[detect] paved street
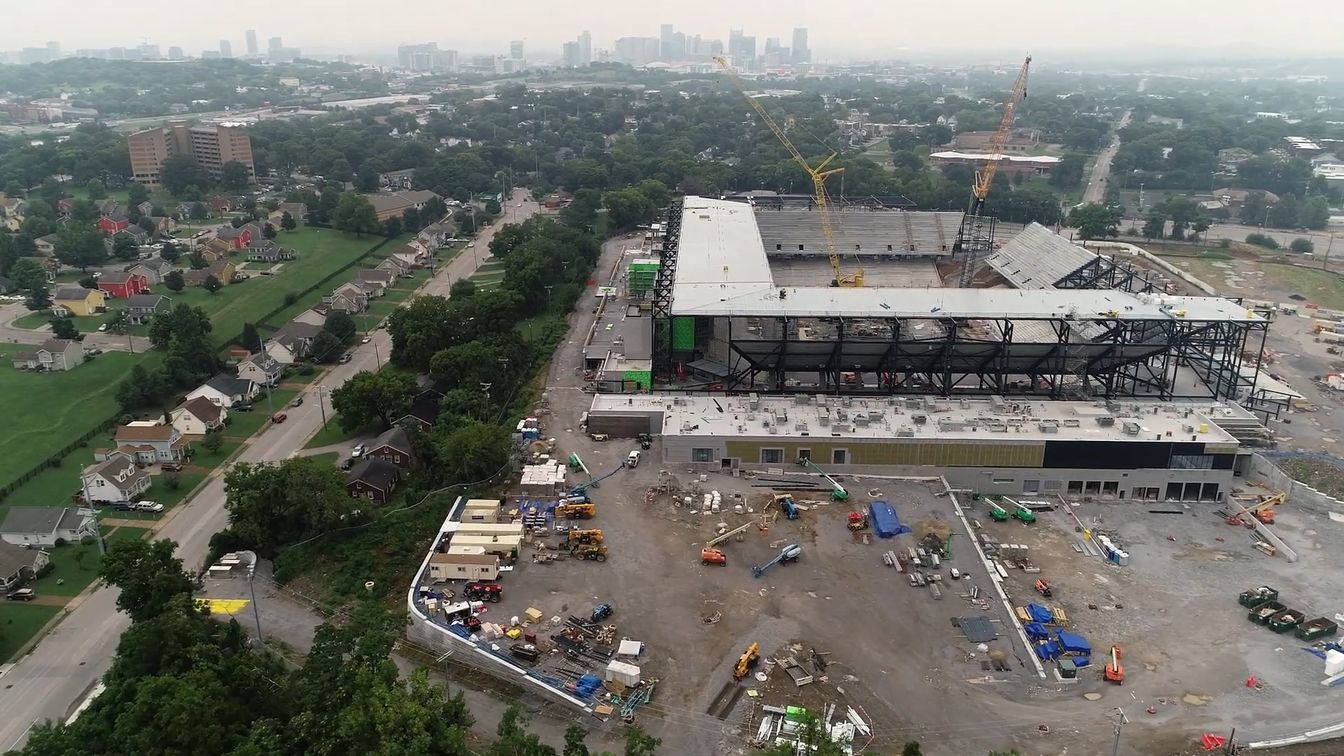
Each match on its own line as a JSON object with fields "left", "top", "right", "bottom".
{"left": 0, "top": 189, "right": 540, "bottom": 751}
{"left": 0, "top": 301, "right": 152, "bottom": 353}
{"left": 1081, "top": 109, "right": 1131, "bottom": 205}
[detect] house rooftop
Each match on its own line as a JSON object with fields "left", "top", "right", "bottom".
{"left": 179, "top": 395, "right": 223, "bottom": 423}
{"left": 115, "top": 423, "right": 177, "bottom": 442}
{"left": 347, "top": 458, "right": 400, "bottom": 490}
{"left": 1, "top": 507, "right": 65, "bottom": 535}
{"left": 52, "top": 285, "right": 94, "bottom": 300}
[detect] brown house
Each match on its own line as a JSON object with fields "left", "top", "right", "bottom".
{"left": 345, "top": 458, "right": 400, "bottom": 503}
{"left": 367, "top": 426, "right": 415, "bottom": 468}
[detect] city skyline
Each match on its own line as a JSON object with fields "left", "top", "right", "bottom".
{"left": 4, "top": 0, "right": 1340, "bottom": 61}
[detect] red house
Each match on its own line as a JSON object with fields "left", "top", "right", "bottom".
{"left": 215, "top": 225, "right": 252, "bottom": 249}
{"left": 97, "top": 272, "right": 150, "bottom": 299}
{"left": 95, "top": 216, "right": 130, "bottom": 235}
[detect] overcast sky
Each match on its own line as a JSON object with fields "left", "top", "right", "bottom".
{"left": 4, "top": 0, "right": 1338, "bottom": 61}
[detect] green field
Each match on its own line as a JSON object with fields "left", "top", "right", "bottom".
{"left": 303, "top": 417, "right": 359, "bottom": 449}
{"left": 0, "top": 603, "right": 62, "bottom": 662}
{"left": 0, "top": 345, "right": 156, "bottom": 507}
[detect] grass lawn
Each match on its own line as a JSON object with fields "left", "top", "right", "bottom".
{"left": 0, "top": 345, "right": 157, "bottom": 508}
{"left": 307, "top": 452, "right": 340, "bottom": 466}
{"left": 28, "top": 526, "right": 148, "bottom": 598}
{"left": 1263, "top": 264, "right": 1344, "bottom": 310}
{"left": 259, "top": 231, "right": 413, "bottom": 329}
{"left": 11, "top": 310, "right": 130, "bottom": 335}
{"left": 303, "top": 417, "right": 361, "bottom": 449}
{"left": 0, "top": 603, "right": 62, "bottom": 662}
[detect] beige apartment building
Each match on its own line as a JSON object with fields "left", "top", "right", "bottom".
{"left": 128, "top": 122, "right": 254, "bottom": 188}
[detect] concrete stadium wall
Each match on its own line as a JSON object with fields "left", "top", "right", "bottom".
{"left": 1248, "top": 452, "right": 1344, "bottom": 517}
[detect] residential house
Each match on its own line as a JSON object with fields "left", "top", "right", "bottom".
{"left": 201, "top": 237, "right": 234, "bottom": 261}
{"left": 208, "top": 196, "right": 234, "bottom": 214}
{"left": 151, "top": 216, "right": 176, "bottom": 234}
{"left": 244, "top": 240, "right": 296, "bottom": 263}
{"left": 113, "top": 421, "right": 188, "bottom": 463}
{"left": 125, "top": 294, "right": 171, "bottom": 325}
{"left": 178, "top": 201, "right": 206, "bottom": 219}
{"left": 136, "top": 200, "right": 155, "bottom": 216}
{"left": 378, "top": 168, "right": 417, "bottom": 190}
{"left": 292, "top": 305, "right": 329, "bottom": 327}
{"left": 345, "top": 458, "right": 400, "bottom": 503}
{"left": 0, "top": 540, "right": 50, "bottom": 593}
{"left": 363, "top": 190, "right": 442, "bottom": 222}
{"left": 215, "top": 224, "right": 253, "bottom": 249}
{"left": 97, "top": 271, "right": 150, "bottom": 299}
{"left": 95, "top": 215, "right": 131, "bottom": 235}
{"left": 171, "top": 395, "right": 227, "bottom": 436}
{"left": 187, "top": 374, "right": 259, "bottom": 407}
{"left": 126, "top": 257, "right": 175, "bottom": 284}
{"left": 237, "top": 351, "right": 284, "bottom": 386}
{"left": 184, "top": 260, "right": 235, "bottom": 287}
{"left": 273, "top": 202, "right": 308, "bottom": 224}
{"left": 1211, "top": 187, "right": 1281, "bottom": 209}
{"left": 366, "top": 426, "right": 415, "bottom": 468}
{"left": 266, "top": 320, "right": 324, "bottom": 364}
{"left": 11, "top": 338, "right": 86, "bottom": 372}
{"left": 0, "top": 196, "right": 28, "bottom": 231}
{"left": 55, "top": 197, "right": 75, "bottom": 216}
{"left": 34, "top": 234, "right": 59, "bottom": 256}
{"left": 118, "top": 226, "right": 151, "bottom": 245}
{"left": 325, "top": 282, "right": 370, "bottom": 313}
{"left": 80, "top": 452, "right": 151, "bottom": 503}
{"left": 0, "top": 508, "right": 96, "bottom": 548}
{"left": 417, "top": 222, "right": 455, "bottom": 249}
{"left": 377, "top": 255, "right": 413, "bottom": 278}
{"left": 398, "top": 389, "right": 443, "bottom": 431}
{"left": 1217, "top": 147, "right": 1255, "bottom": 170}
{"left": 51, "top": 285, "right": 106, "bottom": 316}
{"left": 353, "top": 268, "right": 395, "bottom": 297}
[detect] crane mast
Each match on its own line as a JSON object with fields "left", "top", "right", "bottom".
{"left": 715, "top": 57, "right": 862, "bottom": 287}
{"left": 955, "top": 56, "right": 1031, "bottom": 287}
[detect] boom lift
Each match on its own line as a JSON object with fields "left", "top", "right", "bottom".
{"left": 752, "top": 543, "right": 803, "bottom": 577}
{"left": 954, "top": 56, "right": 1032, "bottom": 287}
{"left": 796, "top": 457, "right": 850, "bottom": 501}
{"left": 1103, "top": 645, "right": 1125, "bottom": 684}
{"left": 716, "top": 56, "right": 862, "bottom": 287}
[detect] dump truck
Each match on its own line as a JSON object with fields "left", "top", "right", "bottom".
{"left": 1239, "top": 586, "right": 1280, "bottom": 608}
{"left": 1249, "top": 601, "right": 1287, "bottom": 625}
{"left": 1295, "top": 617, "right": 1339, "bottom": 642}
{"left": 1269, "top": 609, "right": 1306, "bottom": 634}
{"left": 554, "top": 502, "right": 596, "bottom": 520}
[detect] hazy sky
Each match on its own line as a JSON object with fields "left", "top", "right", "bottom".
{"left": 4, "top": 0, "right": 1338, "bottom": 60}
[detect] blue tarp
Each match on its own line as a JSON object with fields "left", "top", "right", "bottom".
{"left": 1056, "top": 630, "right": 1092, "bottom": 656}
{"left": 1026, "top": 603, "right": 1053, "bottom": 624}
{"left": 869, "top": 501, "right": 911, "bottom": 538}
{"left": 1034, "top": 641, "right": 1060, "bottom": 661}
{"left": 1072, "top": 655, "right": 1092, "bottom": 668}
{"left": 1024, "top": 622, "right": 1050, "bottom": 640}
{"left": 573, "top": 674, "right": 603, "bottom": 699}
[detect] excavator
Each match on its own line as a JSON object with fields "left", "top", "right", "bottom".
{"left": 1103, "top": 645, "right": 1125, "bottom": 685}
{"left": 734, "top": 642, "right": 761, "bottom": 680}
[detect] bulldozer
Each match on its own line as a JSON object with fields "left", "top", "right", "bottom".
{"left": 554, "top": 502, "right": 597, "bottom": 520}
{"left": 572, "top": 543, "right": 608, "bottom": 562}
{"left": 733, "top": 642, "right": 761, "bottom": 679}
{"left": 566, "top": 529, "right": 604, "bottom": 547}
{"left": 1103, "top": 645, "right": 1124, "bottom": 685}
{"left": 701, "top": 547, "right": 727, "bottom": 566}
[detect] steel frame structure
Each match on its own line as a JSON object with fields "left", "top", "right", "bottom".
{"left": 1053, "top": 254, "right": 1159, "bottom": 294}
{"left": 651, "top": 200, "right": 682, "bottom": 378}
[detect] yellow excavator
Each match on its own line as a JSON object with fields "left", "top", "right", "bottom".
{"left": 716, "top": 57, "right": 862, "bottom": 287}
{"left": 733, "top": 642, "right": 761, "bottom": 679}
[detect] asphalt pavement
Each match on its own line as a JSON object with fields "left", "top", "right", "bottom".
{"left": 0, "top": 301, "right": 152, "bottom": 353}
{"left": 0, "top": 189, "right": 541, "bottom": 750}
{"left": 1081, "top": 109, "right": 1131, "bottom": 205}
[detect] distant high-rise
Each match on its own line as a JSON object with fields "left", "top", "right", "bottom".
{"left": 614, "top": 37, "right": 660, "bottom": 67}
{"left": 792, "top": 28, "right": 810, "bottom": 64}
{"left": 129, "top": 123, "right": 254, "bottom": 189}
{"left": 219, "top": 40, "right": 232, "bottom": 58}
{"left": 46, "top": 41, "right": 60, "bottom": 59}
{"left": 268, "top": 37, "right": 282, "bottom": 52}
{"left": 139, "top": 44, "right": 161, "bottom": 60}
{"left": 728, "top": 29, "right": 756, "bottom": 67}
{"left": 168, "top": 46, "right": 184, "bottom": 60}
{"left": 562, "top": 41, "right": 579, "bottom": 68}
{"left": 246, "top": 30, "right": 258, "bottom": 56}
{"left": 509, "top": 40, "right": 524, "bottom": 60}
{"left": 578, "top": 30, "right": 592, "bottom": 66}
{"left": 398, "top": 43, "right": 456, "bottom": 72}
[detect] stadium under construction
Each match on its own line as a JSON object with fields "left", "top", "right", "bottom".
{"left": 580, "top": 196, "right": 1281, "bottom": 497}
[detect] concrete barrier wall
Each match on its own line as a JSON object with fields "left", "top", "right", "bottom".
{"left": 1247, "top": 452, "right": 1344, "bottom": 517}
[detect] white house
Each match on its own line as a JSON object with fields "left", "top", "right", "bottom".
{"left": 81, "top": 452, "right": 152, "bottom": 503}
{"left": 186, "top": 375, "right": 258, "bottom": 408}
{"left": 237, "top": 351, "right": 284, "bottom": 386}
{"left": 0, "top": 508, "right": 96, "bottom": 548}
{"left": 171, "top": 395, "right": 227, "bottom": 436}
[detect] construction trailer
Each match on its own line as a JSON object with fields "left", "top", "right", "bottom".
{"left": 454, "top": 522, "right": 525, "bottom": 538}
{"left": 449, "top": 534, "right": 522, "bottom": 562}
{"left": 428, "top": 551, "right": 501, "bottom": 582}
{"left": 461, "top": 498, "right": 501, "bottom": 523}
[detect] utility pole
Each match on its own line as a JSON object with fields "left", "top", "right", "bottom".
{"left": 1109, "top": 707, "right": 1129, "bottom": 756}
{"left": 315, "top": 384, "right": 328, "bottom": 427}
{"left": 255, "top": 332, "right": 273, "bottom": 415}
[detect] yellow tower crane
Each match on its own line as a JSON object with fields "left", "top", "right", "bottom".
{"left": 715, "top": 57, "right": 862, "bottom": 287}
{"left": 955, "top": 56, "right": 1032, "bottom": 287}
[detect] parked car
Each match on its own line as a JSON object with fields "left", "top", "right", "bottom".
{"left": 161, "top": 461, "right": 183, "bottom": 472}
{"left": 360, "top": 336, "right": 371, "bottom": 344}
{"left": 133, "top": 501, "right": 164, "bottom": 513}
{"left": 351, "top": 444, "right": 366, "bottom": 459}
{"left": 113, "top": 501, "right": 135, "bottom": 511}
{"left": 97, "top": 323, "right": 108, "bottom": 332}
{"left": 338, "top": 354, "right": 352, "bottom": 364}
{"left": 6, "top": 588, "right": 36, "bottom": 602}
{"left": 289, "top": 396, "right": 303, "bottom": 407}
{"left": 271, "top": 412, "right": 287, "bottom": 423}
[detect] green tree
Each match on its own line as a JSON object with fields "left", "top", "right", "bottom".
{"left": 902, "top": 743, "right": 923, "bottom": 756}
{"left": 1065, "top": 203, "right": 1121, "bottom": 240}
{"left": 159, "top": 154, "right": 207, "bottom": 195}
{"left": 449, "top": 278, "right": 477, "bottom": 299}
{"left": 54, "top": 226, "right": 107, "bottom": 270}
{"left": 324, "top": 311, "right": 357, "bottom": 341}
{"left": 262, "top": 223, "right": 277, "bottom": 239}
{"left": 489, "top": 705, "right": 554, "bottom": 756}
{"left": 562, "top": 725, "right": 590, "bottom": 756}
{"left": 49, "top": 316, "right": 78, "bottom": 340}
{"left": 484, "top": 198, "right": 502, "bottom": 216}
{"left": 99, "top": 538, "right": 196, "bottom": 622}
{"left": 201, "top": 430, "right": 224, "bottom": 453}
{"left": 602, "top": 187, "right": 655, "bottom": 229}
{"left": 8, "top": 258, "right": 47, "bottom": 291}
{"left": 280, "top": 210, "right": 297, "bottom": 231}
{"left": 402, "top": 206, "right": 420, "bottom": 231}
{"left": 432, "top": 421, "right": 511, "bottom": 481}
{"left": 1289, "top": 237, "right": 1315, "bottom": 254}
{"left": 331, "top": 193, "right": 380, "bottom": 237}
{"left": 164, "top": 270, "right": 185, "bottom": 292}
{"left": 224, "top": 458, "right": 356, "bottom": 551}
{"left": 148, "top": 304, "right": 216, "bottom": 385}
{"left": 220, "top": 161, "right": 251, "bottom": 191}
{"left": 1142, "top": 211, "right": 1166, "bottom": 240}
{"left": 383, "top": 216, "right": 403, "bottom": 237}
{"left": 189, "top": 202, "right": 209, "bottom": 221}
{"left": 331, "top": 370, "right": 416, "bottom": 430}
{"left": 24, "top": 283, "right": 50, "bottom": 312}
{"left": 203, "top": 274, "right": 222, "bottom": 294}
{"left": 1048, "top": 153, "right": 1087, "bottom": 189}
{"left": 85, "top": 178, "right": 107, "bottom": 201}
{"left": 127, "top": 182, "right": 150, "bottom": 206}
{"left": 308, "top": 330, "right": 343, "bottom": 362}
{"left": 1300, "top": 196, "right": 1330, "bottom": 230}
{"left": 623, "top": 726, "right": 660, "bottom": 756}
{"left": 137, "top": 215, "right": 157, "bottom": 237}
{"left": 1245, "top": 233, "right": 1279, "bottom": 249}
{"left": 112, "top": 231, "right": 140, "bottom": 261}
{"left": 1269, "top": 194, "right": 1299, "bottom": 228}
